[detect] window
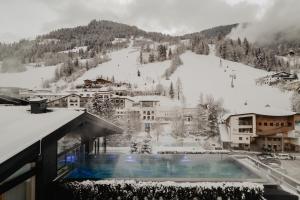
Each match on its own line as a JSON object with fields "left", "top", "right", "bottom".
{"left": 152, "top": 116, "right": 154, "bottom": 120}
{"left": 143, "top": 116, "right": 146, "bottom": 120}
{"left": 288, "top": 122, "right": 292, "bottom": 127}
{"left": 238, "top": 116, "right": 253, "bottom": 125}
{"left": 246, "top": 137, "right": 249, "bottom": 140}
{"left": 264, "top": 122, "right": 268, "bottom": 126}
{"left": 270, "top": 123, "right": 274, "bottom": 126}
{"left": 147, "top": 111, "right": 150, "bottom": 115}
{"left": 142, "top": 102, "right": 154, "bottom": 107}
{"left": 281, "top": 122, "right": 284, "bottom": 126}
{"left": 239, "top": 137, "right": 243, "bottom": 140}
{"left": 143, "top": 111, "right": 146, "bottom": 114}
{"left": 276, "top": 123, "right": 279, "bottom": 126}
{"left": 152, "top": 111, "right": 154, "bottom": 114}
{"left": 258, "top": 122, "right": 262, "bottom": 126}
{"left": 239, "top": 128, "right": 253, "bottom": 133}
{"left": 147, "top": 116, "right": 150, "bottom": 120}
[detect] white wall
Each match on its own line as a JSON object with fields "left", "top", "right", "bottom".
{"left": 228, "top": 114, "right": 256, "bottom": 145}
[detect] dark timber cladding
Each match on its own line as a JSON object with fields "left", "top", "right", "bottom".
{"left": 0, "top": 110, "right": 123, "bottom": 200}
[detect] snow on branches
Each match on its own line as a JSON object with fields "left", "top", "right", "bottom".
{"left": 61, "top": 180, "right": 264, "bottom": 200}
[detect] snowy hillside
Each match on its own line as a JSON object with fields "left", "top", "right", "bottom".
{"left": 0, "top": 39, "right": 292, "bottom": 112}
{"left": 0, "top": 65, "right": 57, "bottom": 89}
{"left": 168, "top": 46, "right": 292, "bottom": 111}
{"left": 76, "top": 42, "right": 292, "bottom": 112}
{"left": 75, "top": 42, "right": 171, "bottom": 91}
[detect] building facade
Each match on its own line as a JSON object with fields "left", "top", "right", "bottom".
{"left": 222, "top": 111, "right": 300, "bottom": 152}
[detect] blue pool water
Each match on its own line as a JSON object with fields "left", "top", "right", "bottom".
{"left": 66, "top": 154, "right": 260, "bottom": 180}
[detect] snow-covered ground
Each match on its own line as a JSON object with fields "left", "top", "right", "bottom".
{"left": 76, "top": 42, "right": 292, "bottom": 112}
{"left": 168, "top": 46, "right": 292, "bottom": 111}
{"left": 75, "top": 42, "right": 171, "bottom": 91}
{"left": 0, "top": 40, "right": 293, "bottom": 113}
{"left": 0, "top": 65, "right": 57, "bottom": 89}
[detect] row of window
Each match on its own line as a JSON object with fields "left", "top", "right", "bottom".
{"left": 239, "top": 128, "right": 253, "bottom": 133}
{"left": 267, "top": 138, "right": 281, "bottom": 142}
{"left": 238, "top": 137, "right": 249, "bottom": 141}
{"left": 114, "top": 99, "right": 124, "bottom": 104}
{"left": 257, "top": 122, "right": 292, "bottom": 127}
{"left": 143, "top": 116, "right": 155, "bottom": 120}
{"left": 143, "top": 111, "right": 155, "bottom": 115}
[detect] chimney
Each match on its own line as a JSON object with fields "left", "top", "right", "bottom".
{"left": 29, "top": 98, "right": 48, "bottom": 114}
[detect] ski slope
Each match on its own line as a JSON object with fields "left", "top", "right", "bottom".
{"left": 76, "top": 42, "right": 292, "bottom": 112}
{"left": 0, "top": 65, "right": 57, "bottom": 89}
{"left": 75, "top": 44, "right": 171, "bottom": 91}
{"left": 0, "top": 39, "right": 291, "bottom": 112}
{"left": 168, "top": 46, "right": 292, "bottom": 112}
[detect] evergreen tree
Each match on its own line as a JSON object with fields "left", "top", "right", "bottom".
{"left": 148, "top": 53, "right": 155, "bottom": 63}
{"left": 168, "top": 48, "right": 173, "bottom": 59}
{"left": 221, "top": 43, "right": 228, "bottom": 59}
{"left": 243, "top": 38, "right": 250, "bottom": 56}
{"left": 169, "top": 82, "right": 175, "bottom": 99}
{"left": 88, "top": 95, "right": 115, "bottom": 121}
{"left": 157, "top": 44, "right": 167, "bottom": 61}
{"left": 175, "top": 77, "right": 183, "bottom": 100}
{"left": 207, "top": 105, "right": 219, "bottom": 137}
{"left": 139, "top": 50, "right": 143, "bottom": 64}
{"left": 237, "top": 37, "right": 241, "bottom": 46}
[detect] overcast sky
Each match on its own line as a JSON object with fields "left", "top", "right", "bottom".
{"left": 0, "top": 0, "right": 273, "bottom": 43}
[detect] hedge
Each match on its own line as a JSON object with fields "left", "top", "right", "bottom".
{"left": 58, "top": 180, "right": 264, "bottom": 200}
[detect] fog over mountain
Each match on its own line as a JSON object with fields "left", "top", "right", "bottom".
{"left": 228, "top": 0, "right": 300, "bottom": 44}
{"left": 0, "top": 0, "right": 267, "bottom": 43}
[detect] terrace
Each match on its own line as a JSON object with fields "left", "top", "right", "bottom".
{"left": 1, "top": 104, "right": 299, "bottom": 200}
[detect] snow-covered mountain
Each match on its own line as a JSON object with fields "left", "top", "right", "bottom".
{"left": 75, "top": 41, "right": 291, "bottom": 112}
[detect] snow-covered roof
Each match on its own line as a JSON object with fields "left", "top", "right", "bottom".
{"left": 111, "top": 95, "right": 135, "bottom": 102}
{"left": 219, "top": 124, "right": 230, "bottom": 142}
{"left": 33, "top": 92, "right": 69, "bottom": 96}
{"left": 131, "top": 96, "right": 182, "bottom": 108}
{"left": 29, "top": 97, "right": 48, "bottom": 102}
{"left": 0, "top": 106, "right": 84, "bottom": 164}
{"left": 223, "top": 105, "right": 295, "bottom": 120}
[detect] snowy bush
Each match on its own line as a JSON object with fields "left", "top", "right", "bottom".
{"left": 59, "top": 180, "right": 264, "bottom": 200}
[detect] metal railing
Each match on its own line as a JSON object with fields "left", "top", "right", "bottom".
{"left": 235, "top": 155, "right": 300, "bottom": 194}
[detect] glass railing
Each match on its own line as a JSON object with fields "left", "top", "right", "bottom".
{"left": 57, "top": 144, "right": 81, "bottom": 177}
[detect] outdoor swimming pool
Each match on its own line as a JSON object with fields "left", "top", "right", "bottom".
{"left": 66, "top": 154, "right": 262, "bottom": 181}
